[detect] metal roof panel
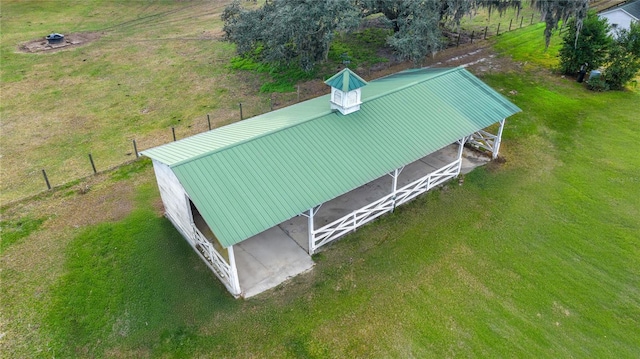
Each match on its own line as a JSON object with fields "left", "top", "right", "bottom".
{"left": 144, "top": 67, "right": 521, "bottom": 247}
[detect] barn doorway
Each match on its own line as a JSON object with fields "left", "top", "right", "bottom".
{"left": 189, "top": 199, "right": 228, "bottom": 262}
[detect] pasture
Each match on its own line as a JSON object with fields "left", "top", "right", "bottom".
{"left": 1, "top": 1, "right": 639, "bottom": 358}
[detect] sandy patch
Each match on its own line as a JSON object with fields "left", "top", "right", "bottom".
{"left": 17, "top": 32, "right": 103, "bottom": 53}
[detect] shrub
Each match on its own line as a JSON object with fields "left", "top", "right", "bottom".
{"left": 558, "top": 11, "right": 611, "bottom": 76}
{"left": 603, "top": 22, "right": 640, "bottom": 90}
{"left": 586, "top": 76, "right": 610, "bottom": 92}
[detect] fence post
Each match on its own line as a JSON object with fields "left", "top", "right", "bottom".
{"left": 239, "top": 102, "right": 243, "bottom": 120}
{"left": 484, "top": 26, "right": 488, "bottom": 40}
{"left": 88, "top": 153, "right": 97, "bottom": 174}
{"left": 470, "top": 30, "right": 474, "bottom": 44}
{"left": 531, "top": 13, "right": 534, "bottom": 25}
{"left": 270, "top": 97, "right": 273, "bottom": 111}
{"left": 207, "top": 114, "right": 211, "bottom": 131}
{"left": 133, "top": 139, "right": 139, "bottom": 158}
{"left": 456, "top": 33, "right": 461, "bottom": 47}
{"left": 496, "top": 22, "right": 501, "bottom": 36}
{"left": 520, "top": 17, "right": 524, "bottom": 28}
{"left": 42, "top": 169, "right": 51, "bottom": 190}
{"left": 172, "top": 127, "right": 176, "bottom": 141}
{"left": 509, "top": 19, "right": 512, "bottom": 31}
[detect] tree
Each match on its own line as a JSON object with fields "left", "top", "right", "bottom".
{"left": 382, "top": 1, "right": 443, "bottom": 64}
{"left": 532, "top": 0, "right": 590, "bottom": 49}
{"left": 558, "top": 11, "right": 610, "bottom": 76}
{"left": 222, "top": 0, "right": 360, "bottom": 71}
{"left": 603, "top": 22, "right": 640, "bottom": 90}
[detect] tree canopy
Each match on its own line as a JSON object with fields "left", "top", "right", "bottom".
{"left": 222, "top": 0, "right": 595, "bottom": 71}
{"left": 532, "top": 0, "right": 590, "bottom": 48}
{"left": 222, "top": 0, "right": 360, "bottom": 71}
{"left": 558, "top": 11, "right": 610, "bottom": 75}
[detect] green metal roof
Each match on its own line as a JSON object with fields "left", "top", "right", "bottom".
{"left": 142, "top": 67, "right": 521, "bottom": 247}
{"left": 324, "top": 67, "right": 368, "bottom": 92}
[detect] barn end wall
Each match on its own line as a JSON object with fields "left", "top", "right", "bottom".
{"left": 151, "top": 159, "right": 193, "bottom": 242}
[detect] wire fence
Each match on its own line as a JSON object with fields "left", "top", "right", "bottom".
{"left": 8, "top": 14, "right": 544, "bottom": 206}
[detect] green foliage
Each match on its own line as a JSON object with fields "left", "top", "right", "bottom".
{"left": 532, "top": 0, "right": 589, "bottom": 49}
{"left": 386, "top": 1, "right": 443, "bottom": 65}
{"left": 558, "top": 12, "right": 611, "bottom": 75}
{"left": 586, "top": 76, "right": 610, "bottom": 92}
{"left": 603, "top": 22, "right": 640, "bottom": 90}
{"left": 223, "top": 0, "right": 528, "bottom": 70}
{"left": 328, "top": 28, "right": 391, "bottom": 67}
{"left": 0, "top": 216, "right": 46, "bottom": 253}
{"left": 228, "top": 27, "right": 391, "bottom": 93}
{"left": 229, "top": 55, "right": 315, "bottom": 93}
{"left": 222, "top": 0, "right": 360, "bottom": 72}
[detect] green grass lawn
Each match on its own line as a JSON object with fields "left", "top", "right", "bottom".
{"left": 0, "top": 0, "right": 269, "bottom": 203}
{"left": 2, "top": 13, "right": 639, "bottom": 359}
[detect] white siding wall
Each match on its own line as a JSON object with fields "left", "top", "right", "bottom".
{"left": 152, "top": 159, "right": 193, "bottom": 243}
{"left": 152, "top": 160, "right": 240, "bottom": 297}
{"left": 600, "top": 9, "right": 637, "bottom": 35}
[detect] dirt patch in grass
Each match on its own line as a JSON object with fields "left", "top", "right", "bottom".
{"left": 17, "top": 32, "right": 103, "bottom": 53}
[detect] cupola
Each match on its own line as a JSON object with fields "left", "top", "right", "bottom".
{"left": 324, "top": 68, "right": 368, "bottom": 115}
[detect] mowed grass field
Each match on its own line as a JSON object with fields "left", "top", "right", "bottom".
{"left": 2, "top": 4, "right": 639, "bottom": 359}
{"left": 0, "top": 0, "right": 283, "bottom": 203}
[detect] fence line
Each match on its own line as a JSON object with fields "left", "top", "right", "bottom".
{"left": 12, "top": 17, "right": 541, "bottom": 205}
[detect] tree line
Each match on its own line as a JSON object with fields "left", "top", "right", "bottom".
{"left": 222, "top": 0, "right": 590, "bottom": 70}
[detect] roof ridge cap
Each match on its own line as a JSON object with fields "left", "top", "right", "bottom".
{"left": 363, "top": 67, "right": 462, "bottom": 103}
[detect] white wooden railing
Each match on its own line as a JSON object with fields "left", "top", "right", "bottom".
{"left": 192, "top": 225, "right": 233, "bottom": 283}
{"left": 467, "top": 130, "right": 497, "bottom": 154}
{"left": 311, "top": 159, "right": 461, "bottom": 251}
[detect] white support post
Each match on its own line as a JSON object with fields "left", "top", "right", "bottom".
{"left": 456, "top": 136, "right": 467, "bottom": 175}
{"left": 389, "top": 167, "right": 403, "bottom": 212}
{"left": 227, "top": 245, "right": 242, "bottom": 297}
{"left": 306, "top": 205, "right": 321, "bottom": 255}
{"left": 493, "top": 119, "right": 505, "bottom": 159}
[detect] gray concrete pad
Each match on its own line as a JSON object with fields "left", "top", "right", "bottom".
{"left": 234, "top": 226, "right": 314, "bottom": 298}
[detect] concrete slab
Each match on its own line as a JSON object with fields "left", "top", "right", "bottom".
{"left": 234, "top": 226, "right": 314, "bottom": 298}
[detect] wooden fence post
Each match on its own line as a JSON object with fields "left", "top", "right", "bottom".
{"left": 172, "top": 127, "right": 176, "bottom": 141}
{"left": 88, "top": 153, "right": 97, "bottom": 174}
{"left": 42, "top": 169, "right": 51, "bottom": 190}
{"left": 496, "top": 22, "right": 501, "bottom": 36}
{"left": 207, "top": 114, "right": 211, "bottom": 131}
{"left": 239, "top": 102, "right": 243, "bottom": 120}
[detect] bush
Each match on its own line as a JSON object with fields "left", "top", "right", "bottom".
{"left": 602, "top": 22, "right": 640, "bottom": 90}
{"left": 558, "top": 11, "right": 611, "bottom": 76}
{"left": 586, "top": 76, "right": 610, "bottom": 92}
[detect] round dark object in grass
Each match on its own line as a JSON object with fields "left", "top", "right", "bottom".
{"left": 46, "top": 33, "right": 64, "bottom": 44}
